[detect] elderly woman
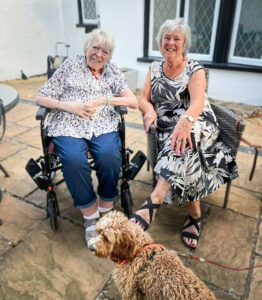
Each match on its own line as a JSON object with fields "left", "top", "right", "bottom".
{"left": 36, "top": 29, "right": 137, "bottom": 243}
{"left": 131, "top": 18, "right": 238, "bottom": 249}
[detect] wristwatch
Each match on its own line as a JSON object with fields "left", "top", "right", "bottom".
{"left": 180, "top": 114, "right": 194, "bottom": 123}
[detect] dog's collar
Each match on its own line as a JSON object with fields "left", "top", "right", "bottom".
{"left": 118, "top": 242, "right": 166, "bottom": 268}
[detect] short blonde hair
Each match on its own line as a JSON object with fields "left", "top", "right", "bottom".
{"left": 156, "top": 18, "right": 191, "bottom": 54}
{"left": 83, "top": 29, "right": 115, "bottom": 59}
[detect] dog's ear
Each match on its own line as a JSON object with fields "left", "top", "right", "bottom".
{"left": 103, "top": 228, "right": 116, "bottom": 245}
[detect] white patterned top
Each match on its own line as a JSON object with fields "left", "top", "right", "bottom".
{"left": 38, "top": 55, "right": 128, "bottom": 139}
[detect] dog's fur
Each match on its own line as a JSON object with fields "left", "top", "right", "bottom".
{"left": 88, "top": 211, "right": 216, "bottom": 300}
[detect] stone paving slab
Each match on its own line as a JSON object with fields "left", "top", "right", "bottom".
{"left": 191, "top": 208, "right": 257, "bottom": 297}
{"left": 204, "top": 185, "right": 261, "bottom": 219}
{"left": 5, "top": 103, "right": 37, "bottom": 123}
{"left": 0, "top": 139, "right": 26, "bottom": 161}
{"left": 234, "top": 152, "right": 262, "bottom": 194}
{"left": 256, "top": 223, "right": 262, "bottom": 255}
{"left": 0, "top": 219, "right": 114, "bottom": 300}
{"left": 248, "top": 256, "right": 262, "bottom": 300}
{"left": 0, "top": 147, "right": 43, "bottom": 197}
{"left": 0, "top": 194, "right": 44, "bottom": 246}
{"left": 2, "top": 121, "right": 31, "bottom": 139}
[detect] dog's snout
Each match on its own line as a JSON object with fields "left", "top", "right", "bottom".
{"left": 87, "top": 237, "right": 97, "bottom": 252}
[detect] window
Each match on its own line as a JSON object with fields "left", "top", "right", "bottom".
{"left": 229, "top": 0, "right": 262, "bottom": 66}
{"left": 140, "top": 0, "right": 262, "bottom": 70}
{"left": 185, "top": 0, "right": 220, "bottom": 61}
{"left": 77, "top": 0, "right": 100, "bottom": 32}
{"left": 149, "top": 0, "right": 180, "bottom": 56}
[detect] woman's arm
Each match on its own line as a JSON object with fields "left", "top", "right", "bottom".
{"left": 35, "top": 95, "right": 96, "bottom": 118}
{"left": 185, "top": 68, "right": 206, "bottom": 120}
{"left": 139, "top": 70, "right": 157, "bottom": 132}
{"left": 90, "top": 87, "right": 138, "bottom": 109}
{"left": 171, "top": 69, "right": 206, "bottom": 154}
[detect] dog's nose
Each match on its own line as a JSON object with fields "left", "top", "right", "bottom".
{"left": 87, "top": 240, "right": 96, "bottom": 252}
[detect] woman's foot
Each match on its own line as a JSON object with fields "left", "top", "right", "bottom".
{"left": 130, "top": 197, "right": 160, "bottom": 230}
{"left": 182, "top": 215, "right": 202, "bottom": 249}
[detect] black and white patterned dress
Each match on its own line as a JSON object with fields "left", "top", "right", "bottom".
{"left": 151, "top": 60, "right": 238, "bottom": 205}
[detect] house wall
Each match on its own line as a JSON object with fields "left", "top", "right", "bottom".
{"left": 100, "top": 0, "right": 148, "bottom": 88}
{"left": 0, "top": 0, "right": 261, "bottom": 105}
{"left": 0, "top": 0, "right": 65, "bottom": 80}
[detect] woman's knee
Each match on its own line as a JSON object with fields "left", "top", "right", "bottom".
{"left": 96, "top": 148, "right": 121, "bottom": 167}
{"left": 62, "top": 151, "right": 87, "bottom": 170}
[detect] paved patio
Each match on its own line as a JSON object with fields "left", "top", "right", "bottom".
{"left": 0, "top": 76, "right": 261, "bottom": 300}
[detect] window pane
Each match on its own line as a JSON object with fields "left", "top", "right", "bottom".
{"left": 188, "top": 0, "right": 216, "bottom": 54}
{"left": 82, "top": 0, "right": 96, "bottom": 20}
{"left": 152, "top": 0, "right": 178, "bottom": 50}
{"left": 234, "top": 0, "right": 262, "bottom": 59}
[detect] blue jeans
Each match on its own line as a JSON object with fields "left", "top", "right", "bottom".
{"left": 52, "top": 132, "right": 121, "bottom": 208}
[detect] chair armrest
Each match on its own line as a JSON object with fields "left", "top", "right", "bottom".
{"left": 36, "top": 107, "right": 50, "bottom": 121}
{"left": 114, "top": 106, "right": 128, "bottom": 115}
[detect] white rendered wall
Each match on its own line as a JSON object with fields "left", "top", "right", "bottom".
{"left": 208, "top": 69, "right": 262, "bottom": 106}
{"left": 0, "top": 0, "right": 65, "bottom": 80}
{"left": 100, "top": 0, "right": 148, "bottom": 89}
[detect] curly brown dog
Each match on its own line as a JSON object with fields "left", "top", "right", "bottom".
{"left": 88, "top": 211, "right": 216, "bottom": 300}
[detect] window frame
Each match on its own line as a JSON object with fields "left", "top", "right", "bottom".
{"left": 184, "top": 0, "right": 221, "bottom": 61}
{"left": 76, "top": 0, "right": 99, "bottom": 33}
{"left": 148, "top": 0, "right": 181, "bottom": 57}
{"left": 228, "top": 0, "right": 262, "bottom": 67}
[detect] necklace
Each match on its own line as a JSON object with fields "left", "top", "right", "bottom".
{"left": 89, "top": 67, "right": 103, "bottom": 80}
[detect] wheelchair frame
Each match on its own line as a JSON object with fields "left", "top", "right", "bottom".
{"left": 26, "top": 106, "right": 146, "bottom": 231}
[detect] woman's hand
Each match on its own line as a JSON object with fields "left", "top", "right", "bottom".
{"left": 67, "top": 102, "right": 97, "bottom": 118}
{"left": 171, "top": 118, "right": 193, "bottom": 155}
{"left": 143, "top": 111, "right": 157, "bottom": 133}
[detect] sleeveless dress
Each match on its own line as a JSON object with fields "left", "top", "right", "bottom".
{"left": 151, "top": 60, "right": 238, "bottom": 205}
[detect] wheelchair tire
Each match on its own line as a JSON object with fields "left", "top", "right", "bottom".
{"left": 121, "top": 190, "right": 133, "bottom": 219}
{"left": 47, "top": 191, "right": 59, "bottom": 231}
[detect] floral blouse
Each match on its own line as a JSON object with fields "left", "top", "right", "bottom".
{"left": 38, "top": 55, "right": 128, "bottom": 139}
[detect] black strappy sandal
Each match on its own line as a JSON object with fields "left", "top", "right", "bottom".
{"left": 131, "top": 197, "right": 160, "bottom": 231}
{"left": 182, "top": 215, "right": 202, "bottom": 249}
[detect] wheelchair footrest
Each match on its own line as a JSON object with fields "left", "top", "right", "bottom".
{"left": 127, "top": 150, "right": 147, "bottom": 181}
{"left": 25, "top": 158, "right": 48, "bottom": 190}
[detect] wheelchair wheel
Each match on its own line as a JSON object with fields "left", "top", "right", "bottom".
{"left": 121, "top": 190, "right": 133, "bottom": 219}
{"left": 47, "top": 191, "right": 59, "bottom": 231}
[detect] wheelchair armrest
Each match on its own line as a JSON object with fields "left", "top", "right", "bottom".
{"left": 36, "top": 106, "right": 50, "bottom": 121}
{"left": 114, "top": 106, "right": 128, "bottom": 115}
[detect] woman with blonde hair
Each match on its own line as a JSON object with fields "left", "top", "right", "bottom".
{"left": 131, "top": 19, "right": 238, "bottom": 249}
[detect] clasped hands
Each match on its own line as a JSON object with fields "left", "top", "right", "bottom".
{"left": 144, "top": 111, "right": 193, "bottom": 155}
{"left": 70, "top": 98, "right": 106, "bottom": 119}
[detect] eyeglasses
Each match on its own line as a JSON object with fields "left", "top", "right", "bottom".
{"left": 91, "top": 46, "right": 110, "bottom": 57}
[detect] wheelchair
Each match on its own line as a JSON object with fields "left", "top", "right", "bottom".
{"left": 26, "top": 105, "right": 146, "bottom": 231}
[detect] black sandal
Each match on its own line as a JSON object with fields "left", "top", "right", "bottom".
{"left": 131, "top": 197, "right": 160, "bottom": 231}
{"left": 182, "top": 215, "right": 202, "bottom": 249}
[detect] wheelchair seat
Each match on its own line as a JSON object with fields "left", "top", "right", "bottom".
{"left": 26, "top": 105, "right": 146, "bottom": 230}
